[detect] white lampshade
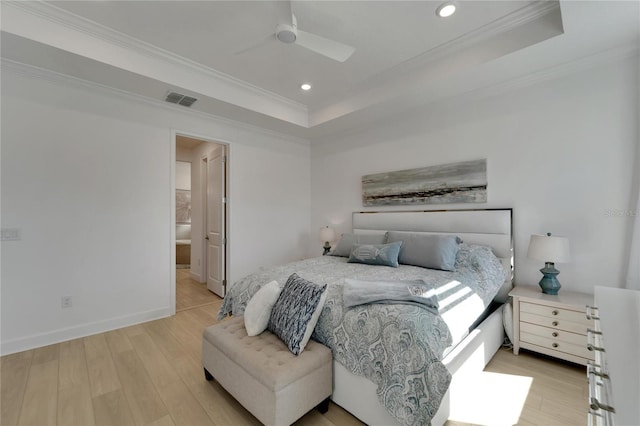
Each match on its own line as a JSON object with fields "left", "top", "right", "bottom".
{"left": 319, "top": 226, "right": 335, "bottom": 243}
{"left": 527, "top": 233, "right": 570, "bottom": 263}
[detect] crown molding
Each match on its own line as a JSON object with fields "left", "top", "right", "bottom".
{"left": 392, "top": 1, "right": 562, "bottom": 75}
{"left": 310, "top": 0, "right": 562, "bottom": 115}
{"left": 1, "top": 58, "right": 311, "bottom": 147}
{"left": 417, "top": 44, "right": 640, "bottom": 115}
{"left": 458, "top": 43, "right": 636, "bottom": 109}
{"left": 3, "top": 43, "right": 635, "bottom": 144}
{"left": 5, "top": 0, "right": 559, "bottom": 129}
{"left": 459, "top": 43, "right": 639, "bottom": 105}
{"left": 308, "top": 1, "right": 564, "bottom": 126}
{"left": 2, "top": 1, "right": 308, "bottom": 120}
{"left": 313, "top": 43, "right": 639, "bottom": 141}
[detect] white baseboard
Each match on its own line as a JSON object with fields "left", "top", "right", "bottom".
{"left": 190, "top": 270, "right": 203, "bottom": 283}
{"left": 0, "top": 307, "right": 172, "bottom": 356}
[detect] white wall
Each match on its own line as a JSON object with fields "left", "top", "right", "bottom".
{"left": 310, "top": 56, "right": 639, "bottom": 294}
{"left": 226, "top": 142, "right": 313, "bottom": 279}
{"left": 176, "top": 146, "right": 192, "bottom": 162}
{"left": 0, "top": 65, "right": 310, "bottom": 354}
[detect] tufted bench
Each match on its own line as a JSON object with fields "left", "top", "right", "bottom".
{"left": 202, "top": 316, "right": 333, "bottom": 426}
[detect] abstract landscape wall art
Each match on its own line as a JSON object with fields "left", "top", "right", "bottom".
{"left": 362, "top": 159, "right": 487, "bottom": 206}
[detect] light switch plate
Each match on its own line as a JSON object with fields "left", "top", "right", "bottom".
{"left": 1, "top": 228, "right": 21, "bottom": 241}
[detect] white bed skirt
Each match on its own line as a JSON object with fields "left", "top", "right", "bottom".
{"left": 331, "top": 305, "right": 505, "bottom": 426}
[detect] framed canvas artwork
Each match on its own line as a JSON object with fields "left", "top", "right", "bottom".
{"left": 362, "top": 159, "right": 487, "bottom": 206}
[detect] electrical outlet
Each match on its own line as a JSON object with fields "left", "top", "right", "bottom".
{"left": 61, "top": 296, "right": 72, "bottom": 308}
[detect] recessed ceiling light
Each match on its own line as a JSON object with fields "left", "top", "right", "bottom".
{"left": 436, "top": 2, "right": 456, "bottom": 18}
{"left": 301, "top": 83, "right": 312, "bottom": 91}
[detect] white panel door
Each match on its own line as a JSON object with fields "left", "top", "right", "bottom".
{"left": 206, "top": 145, "right": 226, "bottom": 297}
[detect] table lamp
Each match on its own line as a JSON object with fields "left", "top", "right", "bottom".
{"left": 319, "top": 226, "right": 335, "bottom": 255}
{"left": 527, "top": 233, "right": 571, "bottom": 295}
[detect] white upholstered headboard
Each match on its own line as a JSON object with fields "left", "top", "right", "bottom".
{"left": 352, "top": 209, "right": 514, "bottom": 302}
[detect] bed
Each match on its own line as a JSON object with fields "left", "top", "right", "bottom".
{"left": 219, "top": 209, "right": 513, "bottom": 425}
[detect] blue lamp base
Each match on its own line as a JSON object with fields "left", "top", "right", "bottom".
{"left": 539, "top": 262, "right": 561, "bottom": 295}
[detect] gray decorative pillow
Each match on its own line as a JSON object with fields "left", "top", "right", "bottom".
{"left": 347, "top": 241, "right": 403, "bottom": 267}
{"left": 329, "top": 233, "right": 387, "bottom": 257}
{"left": 267, "top": 273, "right": 327, "bottom": 355}
{"left": 386, "top": 232, "right": 462, "bottom": 271}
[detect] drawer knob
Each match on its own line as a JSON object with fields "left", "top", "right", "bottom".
{"left": 552, "top": 343, "right": 558, "bottom": 348}
{"left": 552, "top": 321, "right": 559, "bottom": 326}
{"left": 552, "top": 310, "right": 559, "bottom": 316}
{"left": 552, "top": 332, "right": 558, "bottom": 337}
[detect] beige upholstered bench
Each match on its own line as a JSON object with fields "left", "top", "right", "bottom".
{"left": 202, "top": 316, "right": 333, "bottom": 426}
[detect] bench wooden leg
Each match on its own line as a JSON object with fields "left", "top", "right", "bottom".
{"left": 204, "top": 368, "right": 214, "bottom": 381}
{"left": 316, "top": 398, "right": 329, "bottom": 414}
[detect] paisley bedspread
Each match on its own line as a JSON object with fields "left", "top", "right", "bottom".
{"left": 218, "top": 244, "right": 506, "bottom": 425}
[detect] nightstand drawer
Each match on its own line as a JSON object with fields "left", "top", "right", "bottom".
{"left": 520, "top": 331, "right": 594, "bottom": 360}
{"left": 520, "top": 302, "right": 589, "bottom": 325}
{"left": 520, "top": 322, "right": 586, "bottom": 346}
{"left": 520, "top": 311, "right": 588, "bottom": 335}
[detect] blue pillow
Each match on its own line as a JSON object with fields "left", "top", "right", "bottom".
{"left": 267, "top": 273, "right": 327, "bottom": 355}
{"left": 347, "top": 241, "right": 403, "bottom": 267}
{"left": 386, "top": 232, "right": 462, "bottom": 271}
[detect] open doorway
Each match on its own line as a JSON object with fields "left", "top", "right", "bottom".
{"left": 175, "top": 134, "right": 228, "bottom": 311}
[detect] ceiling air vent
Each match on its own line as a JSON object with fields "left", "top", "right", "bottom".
{"left": 165, "top": 91, "right": 198, "bottom": 107}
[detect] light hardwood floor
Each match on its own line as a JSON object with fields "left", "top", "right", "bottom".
{"left": 445, "top": 347, "right": 588, "bottom": 426}
{"left": 176, "top": 269, "right": 219, "bottom": 312}
{"left": 1, "top": 300, "right": 587, "bottom": 426}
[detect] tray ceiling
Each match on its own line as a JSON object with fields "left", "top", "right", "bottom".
{"left": 1, "top": 1, "right": 638, "bottom": 137}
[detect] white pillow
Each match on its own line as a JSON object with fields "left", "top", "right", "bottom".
{"left": 244, "top": 280, "right": 281, "bottom": 336}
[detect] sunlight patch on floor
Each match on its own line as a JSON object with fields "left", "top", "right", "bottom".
{"left": 448, "top": 371, "right": 532, "bottom": 425}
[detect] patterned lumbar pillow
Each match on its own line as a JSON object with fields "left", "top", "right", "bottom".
{"left": 243, "top": 280, "right": 281, "bottom": 336}
{"left": 329, "top": 233, "right": 387, "bottom": 257}
{"left": 267, "top": 273, "right": 327, "bottom": 355}
{"left": 347, "top": 241, "right": 403, "bottom": 267}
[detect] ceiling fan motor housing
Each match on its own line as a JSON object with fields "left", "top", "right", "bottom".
{"left": 276, "top": 23, "right": 297, "bottom": 43}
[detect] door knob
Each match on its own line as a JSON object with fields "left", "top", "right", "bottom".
{"left": 205, "top": 236, "right": 210, "bottom": 240}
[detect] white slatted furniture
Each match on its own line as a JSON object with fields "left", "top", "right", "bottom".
{"left": 588, "top": 286, "right": 640, "bottom": 426}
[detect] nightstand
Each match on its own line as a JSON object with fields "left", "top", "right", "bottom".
{"left": 509, "top": 285, "right": 594, "bottom": 366}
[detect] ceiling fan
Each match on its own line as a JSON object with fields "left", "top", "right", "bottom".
{"left": 237, "top": 1, "right": 355, "bottom": 62}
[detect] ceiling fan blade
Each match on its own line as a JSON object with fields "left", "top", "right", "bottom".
{"left": 234, "top": 34, "right": 275, "bottom": 56}
{"left": 296, "top": 30, "right": 355, "bottom": 62}
{"left": 274, "top": 0, "right": 293, "bottom": 25}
